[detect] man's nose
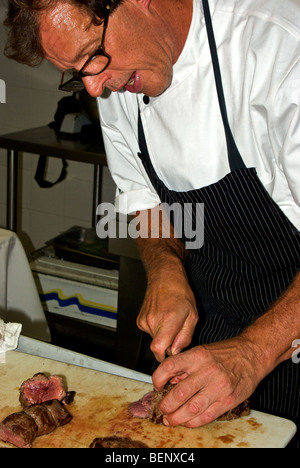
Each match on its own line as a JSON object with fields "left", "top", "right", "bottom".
{"left": 82, "top": 74, "right": 107, "bottom": 98}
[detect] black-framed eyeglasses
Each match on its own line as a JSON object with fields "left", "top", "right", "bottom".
{"left": 58, "top": 0, "right": 112, "bottom": 92}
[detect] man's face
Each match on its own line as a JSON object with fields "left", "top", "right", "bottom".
{"left": 40, "top": 0, "right": 176, "bottom": 97}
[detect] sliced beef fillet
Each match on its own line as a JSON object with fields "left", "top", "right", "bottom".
{"left": 151, "top": 382, "right": 175, "bottom": 424}
{"left": 127, "top": 392, "right": 154, "bottom": 419}
{"left": 216, "top": 399, "right": 251, "bottom": 421}
{"left": 128, "top": 383, "right": 175, "bottom": 424}
{"left": 129, "top": 383, "right": 251, "bottom": 424}
{"left": 19, "top": 373, "right": 66, "bottom": 407}
{"left": 0, "top": 411, "right": 38, "bottom": 448}
{"left": 0, "top": 401, "right": 73, "bottom": 448}
{"left": 62, "top": 391, "right": 76, "bottom": 405}
{"left": 24, "top": 404, "right": 56, "bottom": 436}
{"left": 41, "top": 399, "right": 73, "bottom": 427}
{"left": 90, "top": 436, "right": 149, "bottom": 448}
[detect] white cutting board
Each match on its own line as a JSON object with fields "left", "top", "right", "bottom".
{"left": 0, "top": 352, "right": 297, "bottom": 448}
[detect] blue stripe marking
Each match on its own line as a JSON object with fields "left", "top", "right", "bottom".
{"left": 40, "top": 292, "right": 117, "bottom": 320}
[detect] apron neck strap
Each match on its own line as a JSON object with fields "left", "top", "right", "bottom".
{"left": 202, "top": 0, "right": 246, "bottom": 171}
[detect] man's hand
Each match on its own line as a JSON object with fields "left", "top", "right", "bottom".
{"left": 151, "top": 273, "right": 300, "bottom": 428}
{"left": 152, "top": 337, "right": 265, "bottom": 427}
{"left": 135, "top": 206, "right": 199, "bottom": 362}
{"left": 137, "top": 262, "right": 198, "bottom": 362}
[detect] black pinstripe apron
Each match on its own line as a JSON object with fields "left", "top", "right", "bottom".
{"left": 137, "top": 0, "right": 300, "bottom": 445}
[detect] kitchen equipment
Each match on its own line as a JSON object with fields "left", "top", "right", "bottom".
{"left": 59, "top": 113, "right": 91, "bottom": 137}
{"left": 45, "top": 226, "right": 120, "bottom": 269}
{"left": 30, "top": 249, "right": 118, "bottom": 328}
{"left": 0, "top": 352, "right": 296, "bottom": 448}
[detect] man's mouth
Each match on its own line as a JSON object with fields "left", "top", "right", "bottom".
{"left": 126, "top": 74, "right": 135, "bottom": 87}
{"left": 124, "top": 71, "right": 142, "bottom": 94}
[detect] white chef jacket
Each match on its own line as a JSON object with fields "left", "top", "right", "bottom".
{"left": 97, "top": 0, "right": 300, "bottom": 231}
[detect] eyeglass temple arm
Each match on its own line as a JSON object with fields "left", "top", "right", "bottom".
{"left": 100, "top": 3, "right": 111, "bottom": 48}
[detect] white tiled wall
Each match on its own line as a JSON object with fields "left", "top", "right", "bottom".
{"left": 0, "top": 4, "right": 116, "bottom": 254}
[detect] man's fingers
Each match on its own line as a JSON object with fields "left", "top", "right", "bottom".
{"left": 150, "top": 331, "right": 176, "bottom": 362}
{"left": 159, "top": 378, "right": 236, "bottom": 428}
{"left": 150, "top": 311, "right": 198, "bottom": 362}
{"left": 171, "top": 316, "right": 198, "bottom": 356}
{"left": 173, "top": 401, "right": 231, "bottom": 428}
{"left": 150, "top": 315, "right": 193, "bottom": 362}
{"left": 153, "top": 351, "right": 194, "bottom": 390}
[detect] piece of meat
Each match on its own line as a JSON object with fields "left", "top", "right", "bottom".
{"left": 19, "top": 373, "right": 66, "bottom": 407}
{"left": 0, "top": 400, "right": 73, "bottom": 448}
{"left": 62, "top": 391, "right": 76, "bottom": 405}
{"left": 216, "top": 399, "right": 251, "bottom": 421}
{"left": 128, "top": 383, "right": 175, "bottom": 424}
{"left": 151, "top": 382, "right": 175, "bottom": 424}
{"left": 0, "top": 411, "right": 38, "bottom": 448}
{"left": 128, "top": 392, "right": 153, "bottom": 419}
{"left": 90, "top": 436, "right": 149, "bottom": 448}
{"left": 41, "top": 399, "right": 72, "bottom": 427}
{"left": 129, "top": 383, "right": 251, "bottom": 424}
{"left": 24, "top": 403, "right": 56, "bottom": 436}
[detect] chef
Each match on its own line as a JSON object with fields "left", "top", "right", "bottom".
{"left": 4, "top": 0, "right": 300, "bottom": 446}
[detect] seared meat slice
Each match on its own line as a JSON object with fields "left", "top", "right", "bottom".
{"left": 62, "top": 391, "right": 76, "bottom": 405}
{"left": 216, "top": 399, "right": 251, "bottom": 421}
{"left": 24, "top": 403, "right": 56, "bottom": 436}
{"left": 41, "top": 400, "right": 73, "bottom": 427}
{"left": 0, "top": 411, "right": 38, "bottom": 448}
{"left": 90, "top": 436, "right": 149, "bottom": 448}
{"left": 128, "top": 392, "right": 153, "bottom": 419}
{"left": 0, "top": 400, "right": 73, "bottom": 448}
{"left": 128, "top": 383, "right": 175, "bottom": 424}
{"left": 1, "top": 372, "right": 74, "bottom": 448}
{"left": 129, "top": 383, "right": 251, "bottom": 424}
{"left": 151, "top": 382, "right": 175, "bottom": 424}
{"left": 19, "top": 373, "right": 66, "bottom": 407}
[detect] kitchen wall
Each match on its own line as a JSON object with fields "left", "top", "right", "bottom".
{"left": 0, "top": 3, "right": 116, "bottom": 255}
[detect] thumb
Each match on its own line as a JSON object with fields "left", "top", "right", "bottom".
{"left": 171, "top": 326, "right": 194, "bottom": 356}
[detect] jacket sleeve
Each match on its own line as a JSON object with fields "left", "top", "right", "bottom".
{"left": 273, "top": 57, "right": 300, "bottom": 209}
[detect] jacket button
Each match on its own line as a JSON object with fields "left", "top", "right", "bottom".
{"left": 143, "top": 95, "right": 150, "bottom": 104}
